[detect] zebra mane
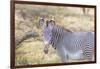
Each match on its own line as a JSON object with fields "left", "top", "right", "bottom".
{"left": 55, "top": 25, "right": 72, "bottom": 33}
{"left": 62, "top": 27, "right": 72, "bottom": 32}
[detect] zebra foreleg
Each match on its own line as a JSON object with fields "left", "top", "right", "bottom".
{"left": 56, "top": 45, "right": 68, "bottom": 63}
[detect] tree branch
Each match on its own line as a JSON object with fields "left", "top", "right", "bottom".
{"left": 15, "top": 30, "right": 39, "bottom": 46}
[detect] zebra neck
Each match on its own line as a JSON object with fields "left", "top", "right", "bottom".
{"left": 50, "top": 26, "right": 64, "bottom": 49}
{"left": 50, "top": 25, "right": 72, "bottom": 49}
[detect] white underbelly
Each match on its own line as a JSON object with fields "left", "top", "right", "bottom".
{"left": 67, "top": 50, "right": 83, "bottom": 59}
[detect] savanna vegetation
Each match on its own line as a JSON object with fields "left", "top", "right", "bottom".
{"left": 15, "top": 4, "right": 95, "bottom": 66}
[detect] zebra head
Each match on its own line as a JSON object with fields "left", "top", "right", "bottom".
{"left": 39, "top": 18, "right": 55, "bottom": 54}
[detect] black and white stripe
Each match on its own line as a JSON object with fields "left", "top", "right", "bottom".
{"left": 48, "top": 24, "right": 94, "bottom": 60}
{"left": 39, "top": 18, "right": 94, "bottom": 62}
{"left": 49, "top": 25, "right": 71, "bottom": 49}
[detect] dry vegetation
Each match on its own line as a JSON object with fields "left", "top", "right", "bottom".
{"left": 15, "top": 4, "right": 95, "bottom": 66}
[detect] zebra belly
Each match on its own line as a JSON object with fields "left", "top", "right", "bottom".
{"left": 66, "top": 50, "right": 83, "bottom": 59}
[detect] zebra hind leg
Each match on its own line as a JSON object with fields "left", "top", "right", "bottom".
{"left": 83, "top": 49, "right": 94, "bottom": 61}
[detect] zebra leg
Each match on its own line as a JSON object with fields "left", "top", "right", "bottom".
{"left": 56, "top": 45, "right": 68, "bottom": 63}
{"left": 83, "top": 32, "right": 94, "bottom": 61}
{"left": 83, "top": 47, "right": 94, "bottom": 61}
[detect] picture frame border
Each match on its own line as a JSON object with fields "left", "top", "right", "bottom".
{"left": 10, "top": 0, "right": 97, "bottom": 69}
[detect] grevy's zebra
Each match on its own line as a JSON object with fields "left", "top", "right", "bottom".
{"left": 39, "top": 18, "right": 94, "bottom": 62}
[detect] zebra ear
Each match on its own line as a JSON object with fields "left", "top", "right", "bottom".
{"left": 48, "top": 19, "right": 55, "bottom": 29}
{"left": 49, "top": 19, "right": 55, "bottom": 26}
{"left": 39, "top": 18, "right": 45, "bottom": 29}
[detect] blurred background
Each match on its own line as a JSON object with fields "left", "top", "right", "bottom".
{"left": 15, "top": 4, "right": 95, "bottom": 66}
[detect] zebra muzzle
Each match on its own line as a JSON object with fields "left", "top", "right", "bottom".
{"left": 44, "top": 49, "right": 48, "bottom": 54}
{"left": 44, "top": 44, "right": 49, "bottom": 54}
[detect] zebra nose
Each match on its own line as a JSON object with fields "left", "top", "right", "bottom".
{"left": 44, "top": 44, "right": 49, "bottom": 54}
{"left": 44, "top": 49, "right": 48, "bottom": 54}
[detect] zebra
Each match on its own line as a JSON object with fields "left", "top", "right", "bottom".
{"left": 38, "top": 18, "right": 94, "bottom": 63}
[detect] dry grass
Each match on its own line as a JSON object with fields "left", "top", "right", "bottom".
{"left": 15, "top": 4, "right": 95, "bottom": 66}
{"left": 15, "top": 38, "right": 60, "bottom": 66}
